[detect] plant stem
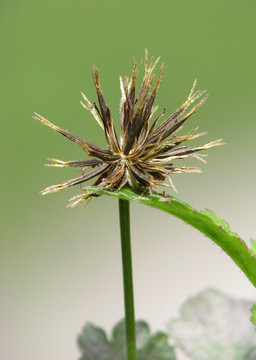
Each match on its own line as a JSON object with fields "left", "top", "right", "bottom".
{"left": 118, "top": 198, "right": 137, "bottom": 360}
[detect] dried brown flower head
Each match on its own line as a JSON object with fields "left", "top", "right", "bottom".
{"left": 34, "top": 50, "right": 223, "bottom": 206}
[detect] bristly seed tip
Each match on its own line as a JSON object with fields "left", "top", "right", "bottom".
{"left": 35, "top": 50, "right": 224, "bottom": 207}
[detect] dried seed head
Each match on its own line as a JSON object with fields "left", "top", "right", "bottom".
{"left": 34, "top": 49, "right": 224, "bottom": 207}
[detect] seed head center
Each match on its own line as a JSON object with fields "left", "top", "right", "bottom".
{"left": 120, "top": 153, "right": 128, "bottom": 165}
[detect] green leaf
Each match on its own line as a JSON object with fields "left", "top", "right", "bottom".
{"left": 251, "top": 240, "right": 256, "bottom": 256}
{"left": 83, "top": 185, "right": 256, "bottom": 288}
{"left": 251, "top": 305, "right": 256, "bottom": 332}
{"left": 168, "top": 289, "right": 256, "bottom": 360}
{"left": 77, "top": 323, "right": 111, "bottom": 360}
{"left": 111, "top": 319, "right": 150, "bottom": 354}
{"left": 77, "top": 319, "right": 176, "bottom": 360}
{"left": 138, "top": 332, "right": 176, "bottom": 360}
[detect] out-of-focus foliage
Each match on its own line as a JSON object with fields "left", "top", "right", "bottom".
{"left": 77, "top": 320, "right": 175, "bottom": 360}
{"left": 168, "top": 289, "right": 256, "bottom": 360}
{"left": 77, "top": 289, "right": 256, "bottom": 360}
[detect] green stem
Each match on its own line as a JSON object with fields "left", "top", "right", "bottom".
{"left": 118, "top": 198, "right": 137, "bottom": 360}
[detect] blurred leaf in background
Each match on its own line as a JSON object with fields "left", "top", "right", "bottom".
{"left": 168, "top": 289, "right": 256, "bottom": 360}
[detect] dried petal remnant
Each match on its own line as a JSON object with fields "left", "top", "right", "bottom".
{"left": 34, "top": 50, "right": 224, "bottom": 206}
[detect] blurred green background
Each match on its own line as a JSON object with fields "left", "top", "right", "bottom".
{"left": 1, "top": 1, "right": 255, "bottom": 359}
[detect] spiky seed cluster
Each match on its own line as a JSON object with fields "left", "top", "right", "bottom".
{"left": 34, "top": 50, "right": 223, "bottom": 207}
